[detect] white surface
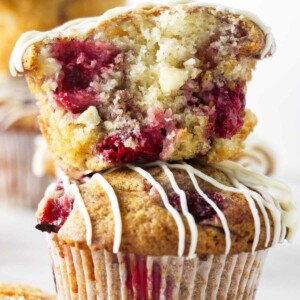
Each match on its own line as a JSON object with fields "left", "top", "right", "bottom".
{"left": 0, "top": 206, "right": 54, "bottom": 292}
{"left": 0, "top": 177, "right": 299, "bottom": 298}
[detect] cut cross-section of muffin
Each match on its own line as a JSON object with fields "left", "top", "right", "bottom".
{"left": 11, "top": 2, "right": 274, "bottom": 173}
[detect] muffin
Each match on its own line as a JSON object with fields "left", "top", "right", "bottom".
{"left": 235, "top": 142, "right": 275, "bottom": 176}
{"left": 0, "top": 283, "right": 55, "bottom": 300}
{"left": 0, "top": 0, "right": 125, "bottom": 206}
{"left": 9, "top": 2, "right": 276, "bottom": 174}
{"left": 36, "top": 161, "right": 299, "bottom": 299}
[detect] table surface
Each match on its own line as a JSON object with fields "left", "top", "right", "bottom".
{"left": 0, "top": 176, "right": 299, "bottom": 299}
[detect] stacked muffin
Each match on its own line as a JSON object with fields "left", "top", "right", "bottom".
{"left": 10, "top": 2, "right": 299, "bottom": 299}
{"left": 0, "top": 0, "right": 125, "bottom": 207}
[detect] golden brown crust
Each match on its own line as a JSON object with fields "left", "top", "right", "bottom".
{"left": 0, "top": 0, "right": 125, "bottom": 73}
{"left": 38, "top": 162, "right": 274, "bottom": 256}
{"left": 0, "top": 283, "right": 55, "bottom": 300}
{"left": 21, "top": 5, "right": 267, "bottom": 74}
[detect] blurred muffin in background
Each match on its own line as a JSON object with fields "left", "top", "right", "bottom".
{"left": 235, "top": 141, "right": 275, "bottom": 176}
{"left": 0, "top": 0, "right": 125, "bottom": 73}
{"left": 0, "top": 0, "right": 125, "bottom": 207}
{"left": 0, "top": 283, "right": 55, "bottom": 299}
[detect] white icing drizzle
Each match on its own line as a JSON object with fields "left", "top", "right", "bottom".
{"left": 147, "top": 161, "right": 232, "bottom": 254}
{"left": 126, "top": 164, "right": 186, "bottom": 257}
{"left": 180, "top": 162, "right": 232, "bottom": 254}
{"left": 68, "top": 184, "right": 93, "bottom": 247}
{"left": 226, "top": 174, "right": 261, "bottom": 252}
{"left": 91, "top": 173, "right": 122, "bottom": 253}
{"left": 10, "top": 1, "right": 275, "bottom": 77}
{"left": 212, "top": 161, "right": 300, "bottom": 242}
{"left": 160, "top": 164, "right": 198, "bottom": 258}
{"left": 59, "top": 175, "right": 93, "bottom": 246}
{"left": 45, "top": 160, "right": 298, "bottom": 256}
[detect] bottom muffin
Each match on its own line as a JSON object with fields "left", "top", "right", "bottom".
{"left": 36, "top": 161, "right": 299, "bottom": 299}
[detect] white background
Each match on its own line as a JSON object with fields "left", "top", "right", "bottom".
{"left": 0, "top": 0, "right": 299, "bottom": 299}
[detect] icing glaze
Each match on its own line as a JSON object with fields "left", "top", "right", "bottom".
{"left": 126, "top": 164, "right": 186, "bottom": 257}
{"left": 47, "top": 161, "right": 299, "bottom": 256}
{"left": 59, "top": 175, "right": 93, "bottom": 246}
{"left": 10, "top": 1, "right": 275, "bottom": 76}
{"left": 92, "top": 173, "right": 122, "bottom": 253}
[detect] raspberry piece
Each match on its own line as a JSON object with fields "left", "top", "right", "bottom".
{"left": 51, "top": 39, "right": 121, "bottom": 113}
{"left": 170, "top": 191, "right": 225, "bottom": 223}
{"left": 96, "top": 127, "right": 165, "bottom": 164}
{"left": 36, "top": 196, "right": 74, "bottom": 233}
{"left": 212, "top": 85, "right": 245, "bottom": 138}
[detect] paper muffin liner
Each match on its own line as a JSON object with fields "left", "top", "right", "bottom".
{"left": 0, "top": 131, "right": 53, "bottom": 207}
{"left": 48, "top": 234, "right": 268, "bottom": 300}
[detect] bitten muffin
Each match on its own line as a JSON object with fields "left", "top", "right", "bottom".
{"left": 36, "top": 161, "right": 298, "bottom": 299}
{"left": 0, "top": 283, "right": 54, "bottom": 300}
{"left": 10, "top": 2, "right": 274, "bottom": 174}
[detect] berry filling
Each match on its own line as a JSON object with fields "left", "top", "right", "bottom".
{"left": 184, "top": 83, "right": 246, "bottom": 139}
{"left": 170, "top": 191, "right": 226, "bottom": 223}
{"left": 206, "top": 84, "right": 246, "bottom": 139}
{"left": 36, "top": 194, "right": 74, "bottom": 233}
{"left": 51, "top": 39, "right": 122, "bottom": 114}
{"left": 96, "top": 127, "right": 165, "bottom": 164}
{"left": 96, "top": 109, "right": 177, "bottom": 164}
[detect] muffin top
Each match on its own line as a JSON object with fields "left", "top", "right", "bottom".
{"left": 0, "top": 283, "right": 54, "bottom": 300}
{"left": 36, "top": 161, "right": 299, "bottom": 257}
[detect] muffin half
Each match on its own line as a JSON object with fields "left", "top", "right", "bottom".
{"left": 10, "top": 2, "right": 274, "bottom": 174}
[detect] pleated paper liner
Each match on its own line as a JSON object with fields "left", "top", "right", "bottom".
{"left": 48, "top": 234, "right": 268, "bottom": 300}
{"left": 0, "top": 131, "right": 53, "bottom": 207}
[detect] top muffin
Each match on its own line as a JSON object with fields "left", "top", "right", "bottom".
{"left": 10, "top": 2, "right": 274, "bottom": 174}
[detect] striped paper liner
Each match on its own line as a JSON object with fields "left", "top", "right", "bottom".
{"left": 0, "top": 131, "right": 53, "bottom": 207}
{"left": 48, "top": 235, "right": 268, "bottom": 300}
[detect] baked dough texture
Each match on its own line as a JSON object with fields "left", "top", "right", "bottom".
{"left": 13, "top": 3, "right": 271, "bottom": 173}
